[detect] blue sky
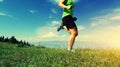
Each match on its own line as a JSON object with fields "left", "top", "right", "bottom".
{"left": 0, "top": 0, "right": 120, "bottom": 46}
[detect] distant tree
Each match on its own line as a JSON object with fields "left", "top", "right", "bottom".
{"left": 0, "top": 35, "right": 34, "bottom": 47}
{"left": 0, "top": 36, "right": 2, "bottom": 42}
{"left": 27, "top": 42, "right": 31, "bottom": 46}
{"left": 4, "top": 37, "right": 9, "bottom": 43}
{"left": 22, "top": 41, "right": 31, "bottom": 46}
{"left": 19, "top": 40, "right": 23, "bottom": 44}
{"left": 9, "top": 36, "right": 18, "bottom": 44}
{"left": 23, "top": 41, "right": 27, "bottom": 45}
{"left": 18, "top": 40, "right": 24, "bottom": 47}
{"left": 0, "top": 36, "right": 4, "bottom": 42}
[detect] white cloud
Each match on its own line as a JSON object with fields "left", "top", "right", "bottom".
{"left": 49, "top": 0, "right": 59, "bottom": 4}
{"left": 78, "top": 25, "right": 85, "bottom": 31}
{"left": 36, "top": 26, "right": 56, "bottom": 36}
{"left": 42, "top": 32, "right": 58, "bottom": 38}
{"left": 77, "top": 25, "right": 120, "bottom": 45}
{"left": 91, "top": 19, "right": 108, "bottom": 27}
{"left": 0, "top": 0, "right": 3, "bottom": 3}
{"left": 90, "top": 8, "right": 120, "bottom": 27}
{"left": 49, "top": 8, "right": 57, "bottom": 19}
{"left": 61, "top": 35, "right": 67, "bottom": 38}
{"left": 73, "top": 0, "right": 79, "bottom": 3}
{"left": 20, "top": 26, "right": 58, "bottom": 42}
{"left": 51, "top": 20, "right": 60, "bottom": 26}
{"left": 0, "top": 12, "right": 7, "bottom": 16}
{"left": 94, "top": 26, "right": 120, "bottom": 42}
{"left": 28, "top": 10, "right": 38, "bottom": 14}
{"left": 49, "top": 14, "right": 53, "bottom": 18}
{"left": 19, "top": 20, "right": 68, "bottom": 42}
{"left": 0, "top": 12, "right": 13, "bottom": 18}
{"left": 51, "top": 8, "right": 57, "bottom": 14}
{"left": 36, "top": 27, "right": 67, "bottom": 41}
{"left": 91, "top": 23, "right": 97, "bottom": 27}
{"left": 113, "top": 8, "right": 120, "bottom": 12}
{"left": 54, "top": 0, "right": 59, "bottom": 3}
{"left": 35, "top": 21, "right": 67, "bottom": 41}
{"left": 76, "top": 8, "right": 120, "bottom": 47}
{"left": 110, "top": 16, "right": 120, "bottom": 20}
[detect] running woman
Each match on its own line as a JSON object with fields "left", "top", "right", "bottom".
{"left": 58, "top": 0, "right": 78, "bottom": 52}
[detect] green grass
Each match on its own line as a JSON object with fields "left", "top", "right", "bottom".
{"left": 0, "top": 42, "right": 120, "bottom": 67}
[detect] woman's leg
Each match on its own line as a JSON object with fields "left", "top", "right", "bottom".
{"left": 64, "top": 26, "right": 78, "bottom": 50}
{"left": 68, "top": 27, "right": 78, "bottom": 50}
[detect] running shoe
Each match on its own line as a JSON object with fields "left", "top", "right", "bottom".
{"left": 57, "top": 22, "right": 64, "bottom": 32}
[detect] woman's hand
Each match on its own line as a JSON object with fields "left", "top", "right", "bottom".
{"left": 59, "top": 0, "right": 72, "bottom": 9}
{"left": 66, "top": 5, "right": 72, "bottom": 9}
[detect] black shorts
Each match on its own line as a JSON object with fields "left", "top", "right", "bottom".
{"left": 62, "top": 15, "right": 77, "bottom": 30}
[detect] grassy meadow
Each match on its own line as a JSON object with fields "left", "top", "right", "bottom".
{"left": 0, "top": 42, "right": 120, "bottom": 67}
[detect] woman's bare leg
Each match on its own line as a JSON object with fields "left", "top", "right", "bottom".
{"left": 63, "top": 26, "right": 78, "bottom": 50}
{"left": 68, "top": 27, "right": 78, "bottom": 50}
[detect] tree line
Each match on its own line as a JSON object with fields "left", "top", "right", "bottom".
{"left": 0, "top": 36, "right": 34, "bottom": 47}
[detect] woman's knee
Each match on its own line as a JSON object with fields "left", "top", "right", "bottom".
{"left": 76, "top": 32, "right": 78, "bottom": 37}
{"left": 71, "top": 31, "right": 78, "bottom": 37}
{"left": 69, "top": 27, "right": 78, "bottom": 37}
{"left": 75, "top": 31, "right": 78, "bottom": 37}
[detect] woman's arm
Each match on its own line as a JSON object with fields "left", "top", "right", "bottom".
{"left": 58, "top": 0, "right": 72, "bottom": 9}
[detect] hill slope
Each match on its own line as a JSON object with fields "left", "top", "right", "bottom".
{"left": 0, "top": 42, "right": 120, "bottom": 67}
